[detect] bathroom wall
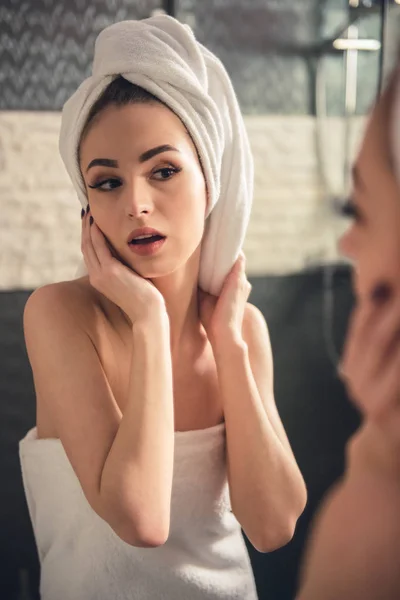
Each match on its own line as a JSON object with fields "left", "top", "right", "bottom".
{"left": 1, "top": 0, "right": 398, "bottom": 290}
{"left": 0, "top": 1, "right": 367, "bottom": 288}
{"left": 0, "top": 108, "right": 365, "bottom": 288}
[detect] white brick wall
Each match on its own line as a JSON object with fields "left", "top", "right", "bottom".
{"left": 0, "top": 111, "right": 365, "bottom": 290}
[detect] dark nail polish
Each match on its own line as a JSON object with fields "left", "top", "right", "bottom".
{"left": 81, "top": 208, "right": 85, "bottom": 219}
{"left": 371, "top": 283, "right": 392, "bottom": 303}
{"left": 86, "top": 204, "right": 90, "bottom": 214}
{"left": 89, "top": 216, "right": 94, "bottom": 226}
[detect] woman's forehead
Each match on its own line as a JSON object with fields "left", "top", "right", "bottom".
{"left": 353, "top": 67, "right": 400, "bottom": 216}
{"left": 80, "top": 103, "right": 191, "bottom": 158}
{"left": 358, "top": 70, "right": 398, "bottom": 168}
{"left": 391, "top": 64, "right": 400, "bottom": 183}
{"left": 88, "top": 103, "right": 186, "bottom": 138}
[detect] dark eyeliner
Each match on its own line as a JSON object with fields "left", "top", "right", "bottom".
{"left": 340, "top": 198, "right": 361, "bottom": 220}
{"left": 88, "top": 178, "right": 121, "bottom": 190}
{"left": 152, "top": 166, "right": 182, "bottom": 179}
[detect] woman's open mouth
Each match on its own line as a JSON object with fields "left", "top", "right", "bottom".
{"left": 128, "top": 234, "right": 166, "bottom": 256}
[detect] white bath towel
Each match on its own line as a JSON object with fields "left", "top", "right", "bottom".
{"left": 59, "top": 15, "right": 253, "bottom": 296}
{"left": 19, "top": 423, "right": 258, "bottom": 600}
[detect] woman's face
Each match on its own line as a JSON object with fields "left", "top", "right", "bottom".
{"left": 79, "top": 101, "right": 207, "bottom": 279}
{"left": 339, "top": 75, "right": 400, "bottom": 301}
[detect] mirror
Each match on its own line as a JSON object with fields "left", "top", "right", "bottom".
{"left": 1, "top": 2, "right": 400, "bottom": 600}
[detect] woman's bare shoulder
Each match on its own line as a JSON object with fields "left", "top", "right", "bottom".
{"left": 28, "top": 275, "right": 97, "bottom": 307}
{"left": 24, "top": 276, "right": 103, "bottom": 333}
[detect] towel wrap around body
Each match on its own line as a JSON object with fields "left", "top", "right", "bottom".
{"left": 19, "top": 424, "right": 258, "bottom": 600}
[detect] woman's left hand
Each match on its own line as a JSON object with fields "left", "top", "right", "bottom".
{"left": 199, "top": 252, "right": 252, "bottom": 351}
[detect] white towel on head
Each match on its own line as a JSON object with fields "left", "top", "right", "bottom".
{"left": 59, "top": 15, "right": 253, "bottom": 296}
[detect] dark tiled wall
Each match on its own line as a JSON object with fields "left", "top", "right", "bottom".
{"left": 1, "top": 0, "right": 397, "bottom": 114}
{"left": 178, "top": 0, "right": 320, "bottom": 114}
{"left": 177, "top": 0, "right": 399, "bottom": 115}
{"left": 0, "top": 0, "right": 161, "bottom": 111}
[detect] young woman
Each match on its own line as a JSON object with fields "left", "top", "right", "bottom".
{"left": 19, "top": 16, "right": 306, "bottom": 600}
{"left": 297, "top": 64, "right": 400, "bottom": 600}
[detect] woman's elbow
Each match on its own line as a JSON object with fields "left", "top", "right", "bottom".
{"left": 95, "top": 487, "right": 171, "bottom": 548}
{"left": 114, "top": 518, "right": 170, "bottom": 548}
{"left": 253, "top": 499, "right": 306, "bottom": 554}
{"left": 296, "top": 479, "right": 308, "bottom": 516}
{"left": 94, "top": 496, "right": 170, "bottom": 548}
{"left": 252, "top": 517, "right": 297, "bottom": 553}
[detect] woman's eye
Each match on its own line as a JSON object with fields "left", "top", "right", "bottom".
{"left": 152, "top": 167, "right": 181, "bottom": 181}
{"left": 88, "top": 178, "right": 121, "bottom": 192}
{"left": 340, "top": 198, "right": 361, "bottom": 221}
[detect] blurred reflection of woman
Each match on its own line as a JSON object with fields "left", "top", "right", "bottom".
{"left": 297, "top": 63, "right": 400, "bottom": 600}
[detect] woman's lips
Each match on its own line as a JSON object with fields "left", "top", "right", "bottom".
{"left": 128, "top": 236, "right": 166, "bottom": 256}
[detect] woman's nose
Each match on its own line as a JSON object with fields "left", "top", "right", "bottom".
{"left": 125, "top": 182, "right": 153, "bottom": 218}
{"left": 338, "top": 226, "right": 355, "bottom": 259}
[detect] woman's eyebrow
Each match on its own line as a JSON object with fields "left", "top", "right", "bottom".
{"left": 86, "top": 145, "right": 179, "bottom": 173}
{"left": 138, "top": 144, "right": 180, "bottom": 163}
{"left": 86, "top": 158, "right": 118, "bottom": 172}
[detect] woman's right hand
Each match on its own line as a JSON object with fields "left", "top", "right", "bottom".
{"left": 81, "top": 208, "right": 166, "bottom": 324}
{"left": 340, "top": 285, "right": 400, "bottom": 448}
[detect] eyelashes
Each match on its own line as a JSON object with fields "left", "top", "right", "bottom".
{"left": 88, "top": 178, "right": 121, "bottom": 191}
{"left": 152, "top": 166, "right": 182, "bottom": 181}
{"left": 340, "top": 198, "right": 362, "bottom": 221}
{"left": 87, "top": 166, "right": 182, "bottom": 192}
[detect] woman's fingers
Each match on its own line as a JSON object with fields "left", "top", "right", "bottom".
{"left": 343, "top": 284, "right": 393, "bottom": 365}
{"left": 85, "top": 210, "right": 101, "bottom": 269}
{"left": 366, "top": 340, "right": 400, "bottom": 420}
{"left": 341, "top": 292, "right": 400, "bottom": 417}
{"left": 360, "top": 296, "right": 400, "bottom": 377}
{"left": 89, "top": 220, "right": 115, "bottom": 266}
{"left": 342, "top": 289, "right": 400, "bottom": 378}
{"left": 81, "top": 207, "right": 100, "bottom": 271}
{"left": 341, "top": 301, "right": 379, "bottom": 375}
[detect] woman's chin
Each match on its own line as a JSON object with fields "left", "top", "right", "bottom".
{"left": 121, "top": 249, "right": 193, "bottom": 281}
{"left": 124, "top": 259, "right": 176, "bottom": 281}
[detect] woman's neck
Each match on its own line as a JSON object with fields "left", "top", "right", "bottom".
{"left": 151, "top": 251, "right": 204, "bottom": 355}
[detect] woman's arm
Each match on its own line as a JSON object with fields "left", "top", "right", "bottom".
{"left": 99, "top": 313, "right": 175, "bottom": 546}
{"left": 24, "top": 284, "right": 174, "bottom": 547}
{"left": 213, "top": 304, "right": 307, "bottom": 553}
{"left": 199, "top": 256, "right": 306, "bottom": 553}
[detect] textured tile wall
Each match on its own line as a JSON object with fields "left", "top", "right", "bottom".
{"left": 0, "top": 111, "right": 365, "bottom": 290}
